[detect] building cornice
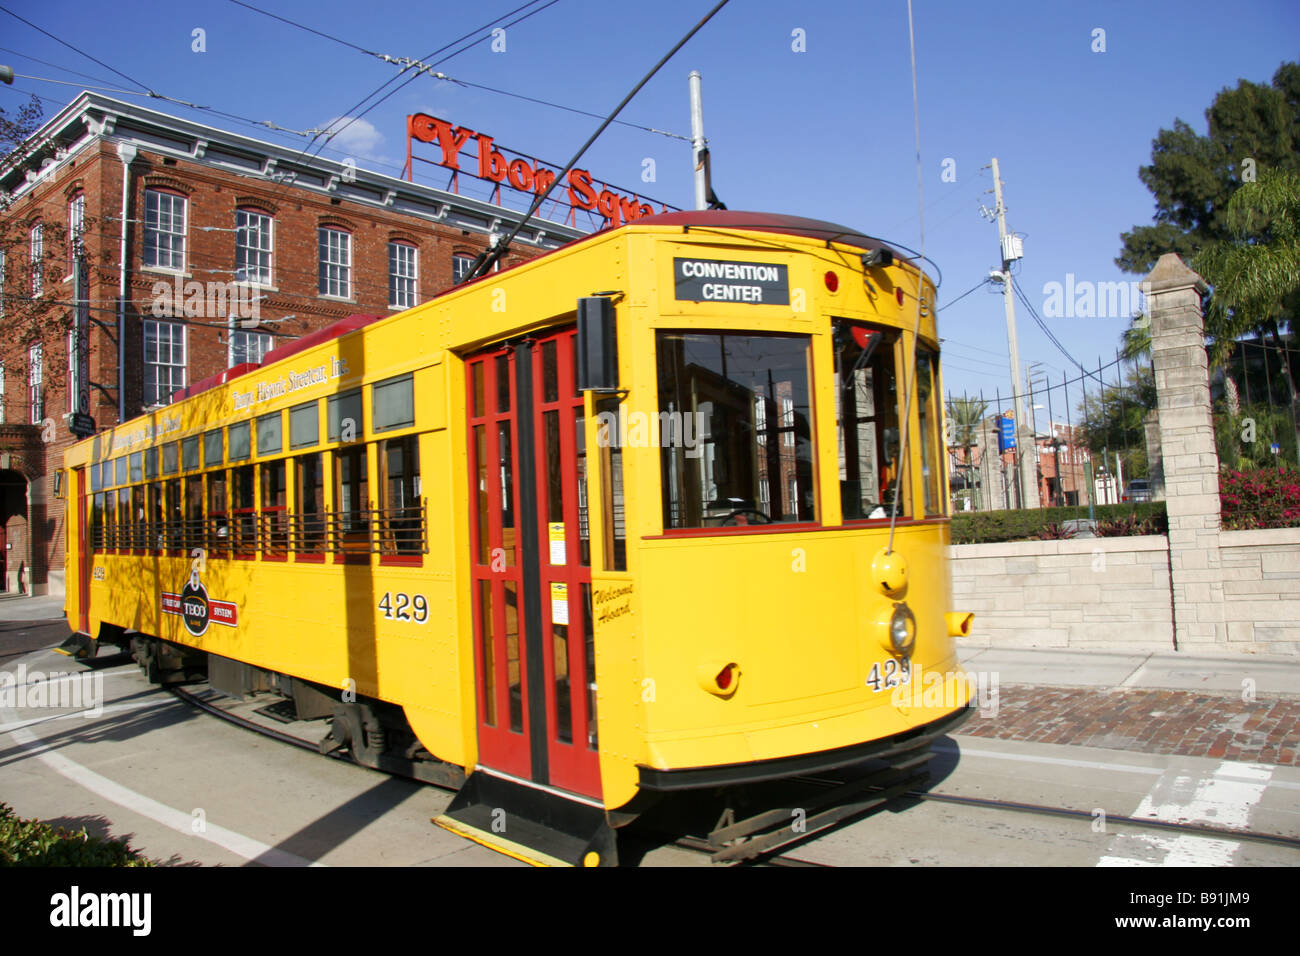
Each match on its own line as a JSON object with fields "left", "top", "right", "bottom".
{"left": 2, "top": 92, "right": 585, "bottom": 249}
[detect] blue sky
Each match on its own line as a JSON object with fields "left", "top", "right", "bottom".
{"left": 3, "top": 0, "right": 1298, "bottom": 407}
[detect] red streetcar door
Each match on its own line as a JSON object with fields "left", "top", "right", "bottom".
{"left": 466, "top": 329, "right": 601, "bottom": 799}
{"left": 76, "top": 469, "right": 90, "bottom": 633}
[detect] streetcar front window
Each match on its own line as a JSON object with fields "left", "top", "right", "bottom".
{"left": 656, "top": 331, "right": 814, "bottom": 530}
{"left": 916, "top": 346, "right": 946, "bottom": 516}
{"left": 834, "top": 321, "right": 909, "bottom": 520}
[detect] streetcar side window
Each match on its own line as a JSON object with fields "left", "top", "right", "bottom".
{"left": 91, "top": 493, "right": 104, "bottom": 550}
{"left": 129, "top": 453, "right": 143, "bottom": 484}
{"left": 204, "top": 429, "right": 223, "bottom": 468}
{"left": 328, "top": 389, "right": 362, "bottom": 442}
{"left": 656, "top": 331, "right": 816, "bottom": 530}
{"left": 258, "top": 412, "right": 282, "bottom": 456}
{"left": 117, "top": 488, "right": 131, "bottom": 551}
{"left": 114, "top": 456, "right": 126, "bottom": 486}
{"left": 378, "top": 436, "right": 422, "bottom": 555}
{"left": 231, "top": 464, "right": 256, "bottom": 554}
{"left": 915, "top": 346, "right": 945, "bottom": 517}
{"left": 294, "top": 453, "right": 325, "bottom": 555}
{"left": 148, "top": 483, "right": 163, "bottom": 551}
{"left": 261, "top": 459, "right": 288, "bottom": 556}
{"left": 208, "top": 470, "right": 229, "bottom": 554}
{"left": 165, "top": 478, "right": 183, "bottom": 550}
{"left": 185, "top": 476, "right": 204, "bottom": 551}
{"left": 595, "top": 395, "right": 626, "bottom": 570}
{"left": 163, "top": 441, "right": 179, "bottom": 475}
{"left": 834, "top": 321, "right": 909, "bottom": 521}
{"left": 182, "top": 437, "right": 199, "bottom": 472}
{"left": 290, "top": 401, "right": 319, "bottom": 449}
{"left": 333, "top": 445, "right": 369, "bottom": 552}
{"left": 372, "top": 375, "right": 414, "bottom": 433}
{"left": 145, "top": 447, "right": 158, "bottom": 481}
{"left": 228, "top": 421, "right": 251, "bottom": 462}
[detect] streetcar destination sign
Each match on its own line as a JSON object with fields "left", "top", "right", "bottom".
{"left": 673, "top": 258, "right": 790, "bottom": 305}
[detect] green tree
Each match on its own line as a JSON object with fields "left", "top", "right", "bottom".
{"left": 1077, "top": 364, "right": 1155, "bottom": 480}
{"left": 1196, "top": 170, "right": 1300, "bottom": 455}
{"left": 1117, "top": 61, "right": 1300, "bottom": 277}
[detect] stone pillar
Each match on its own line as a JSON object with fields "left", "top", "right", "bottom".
{"left": 1141, "top": 254, "right": 1224, "bottom": 649}
{"left": 1144, "top": 409, "right": 1164, "bottom": 500}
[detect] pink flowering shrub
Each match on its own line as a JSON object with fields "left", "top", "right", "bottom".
{"left": 1220, "top": 468, "right": 1300, "bottom": 530}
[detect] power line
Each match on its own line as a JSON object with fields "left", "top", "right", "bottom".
{"left": 0, "top": 3, "right": 149, "bottom": 93}
{"left": 224, "top": 0, "right": 689, "bottom": 141}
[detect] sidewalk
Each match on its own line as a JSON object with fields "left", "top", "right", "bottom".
{"left": 958, "top": 645, "right": 1300, "bottom": 697}
{"left": 957, "top": 645, "right": 1300, "bottom": 766}
{"left": 0, "top": 592, "right": 69, "bottom": 622}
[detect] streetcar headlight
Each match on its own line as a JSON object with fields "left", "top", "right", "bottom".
{"left": 877, "top": 602, "right": 916, "bottom": 657}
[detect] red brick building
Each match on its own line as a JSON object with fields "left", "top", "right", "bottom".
{"left": 0, "top": 92, "right": 584, "bottom": 595}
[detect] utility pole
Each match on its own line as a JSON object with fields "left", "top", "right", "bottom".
{"left": 991, "top": 157, "right": 1038, "bottom": 509}
{"left": 689, "top": 71, "right": 707, "bottom": 210}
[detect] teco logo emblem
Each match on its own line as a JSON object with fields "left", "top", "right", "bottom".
{"left": 180, "top": 572, "right": 210, "bottom": 637}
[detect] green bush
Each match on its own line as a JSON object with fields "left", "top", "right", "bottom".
{"left": 951, "top": 501, "right": 1167, "bottom": 544}
{"left": 0, "top": 803, "right": 154, "bottom": 867}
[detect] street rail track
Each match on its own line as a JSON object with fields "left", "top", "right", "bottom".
{"left": 168, "top": 682, "right": 839, "bottom": 866}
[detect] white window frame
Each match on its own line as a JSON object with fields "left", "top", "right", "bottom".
{"left": 0, "top": 363, "right": 6, "bottom": 425}
{"left": 452, "top": 253, "right": 475, "bottom": 284}
{"left": 0, "top": 248, "right": 5, "bottom": 319}
{"left": 68, "top": 192, "right": 86, "bottom": 273}
{"left": 318, "top": 227, "right": 352, "bottom": 299}
{"left": 28, "top": 342, "right": 43, "bottom": 424}
{"left": 30, "top": 223, "right": 43, "bottom": 295}
{"left": 143, "top": 320, "right": 187, "bottom": 407}
{"left": 389, "top": 241, "right": 418, "bottom": 308}
{"left": 144, "top": 189, "right": 187, "bottom": 271}
{"left": 236, "top": 209, "right": 273, "bottom": 285}
{"left": 228, "top": 329, "right": 274, "bottom": 368}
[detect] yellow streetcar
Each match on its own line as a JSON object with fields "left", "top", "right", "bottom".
{"left": 61, "top": 210, "right": 974, "bottom": 866}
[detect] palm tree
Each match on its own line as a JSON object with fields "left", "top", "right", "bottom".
{"left": 1195, "top": 170, "right": 1300, "bottom": 459}
{"left": 945, "top": 395, "right": 989, "bottom": 509}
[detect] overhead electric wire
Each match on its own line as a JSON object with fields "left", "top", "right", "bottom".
{"left": 0, "top": 3, "right": 149, "bottom": 93}
{"left": 225, "top": 0, "right": 688, "bottom": 142}
{"left": 937, "top": 277, "right": 991, "bottom": 312}
{"left": 886, "top": 0, "right": 927, "bottom": 555}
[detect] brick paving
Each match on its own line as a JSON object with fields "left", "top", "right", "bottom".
{"left": 956, "top": 684, "right": 1300, "bottom": 766}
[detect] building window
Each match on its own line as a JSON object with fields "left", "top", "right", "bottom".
{"left": 452, "top": 253, "right": 475, "bottom": 284}
{"left": 236, "top": 209, "right": 273, "bottom": 284}
{"left": 389, "top": 241, "right": 418, "bottom": 308}
{"left": 67, "top": 192, "right": 86, "bottom": 272}
{"left": 144, "top": 320, "right": 186, "bottom": 406}
{"left": 228, "top": 330, "right": 274, "bottom": 368}
{"left": 30, "top": 223, "right": 43, "bottom": 295}
{"left": 28, "top": 343, "right": 43, "bottom": 424}
{"left": 144, "top": 189, "right": 187, "bottom": 271}
{"left": 318, "top": 227, "right": 351, "bottom": 298}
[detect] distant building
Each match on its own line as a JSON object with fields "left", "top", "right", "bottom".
{"left": 0, "top": 92, "right": 584, "bottom": 595}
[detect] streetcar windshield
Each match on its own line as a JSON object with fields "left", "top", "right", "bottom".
{"left": 835, "top": 321, "right": 910, "bottom": 520}
{"left": 657, "top": 331, "right": 815, "bottom": 529}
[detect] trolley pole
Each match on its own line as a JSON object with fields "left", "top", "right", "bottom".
{"left": 991, "top": 158, "right": 1038, "bottom": 509}
{"left": 689, "top": 71, "right": 707, "bottom": 211}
